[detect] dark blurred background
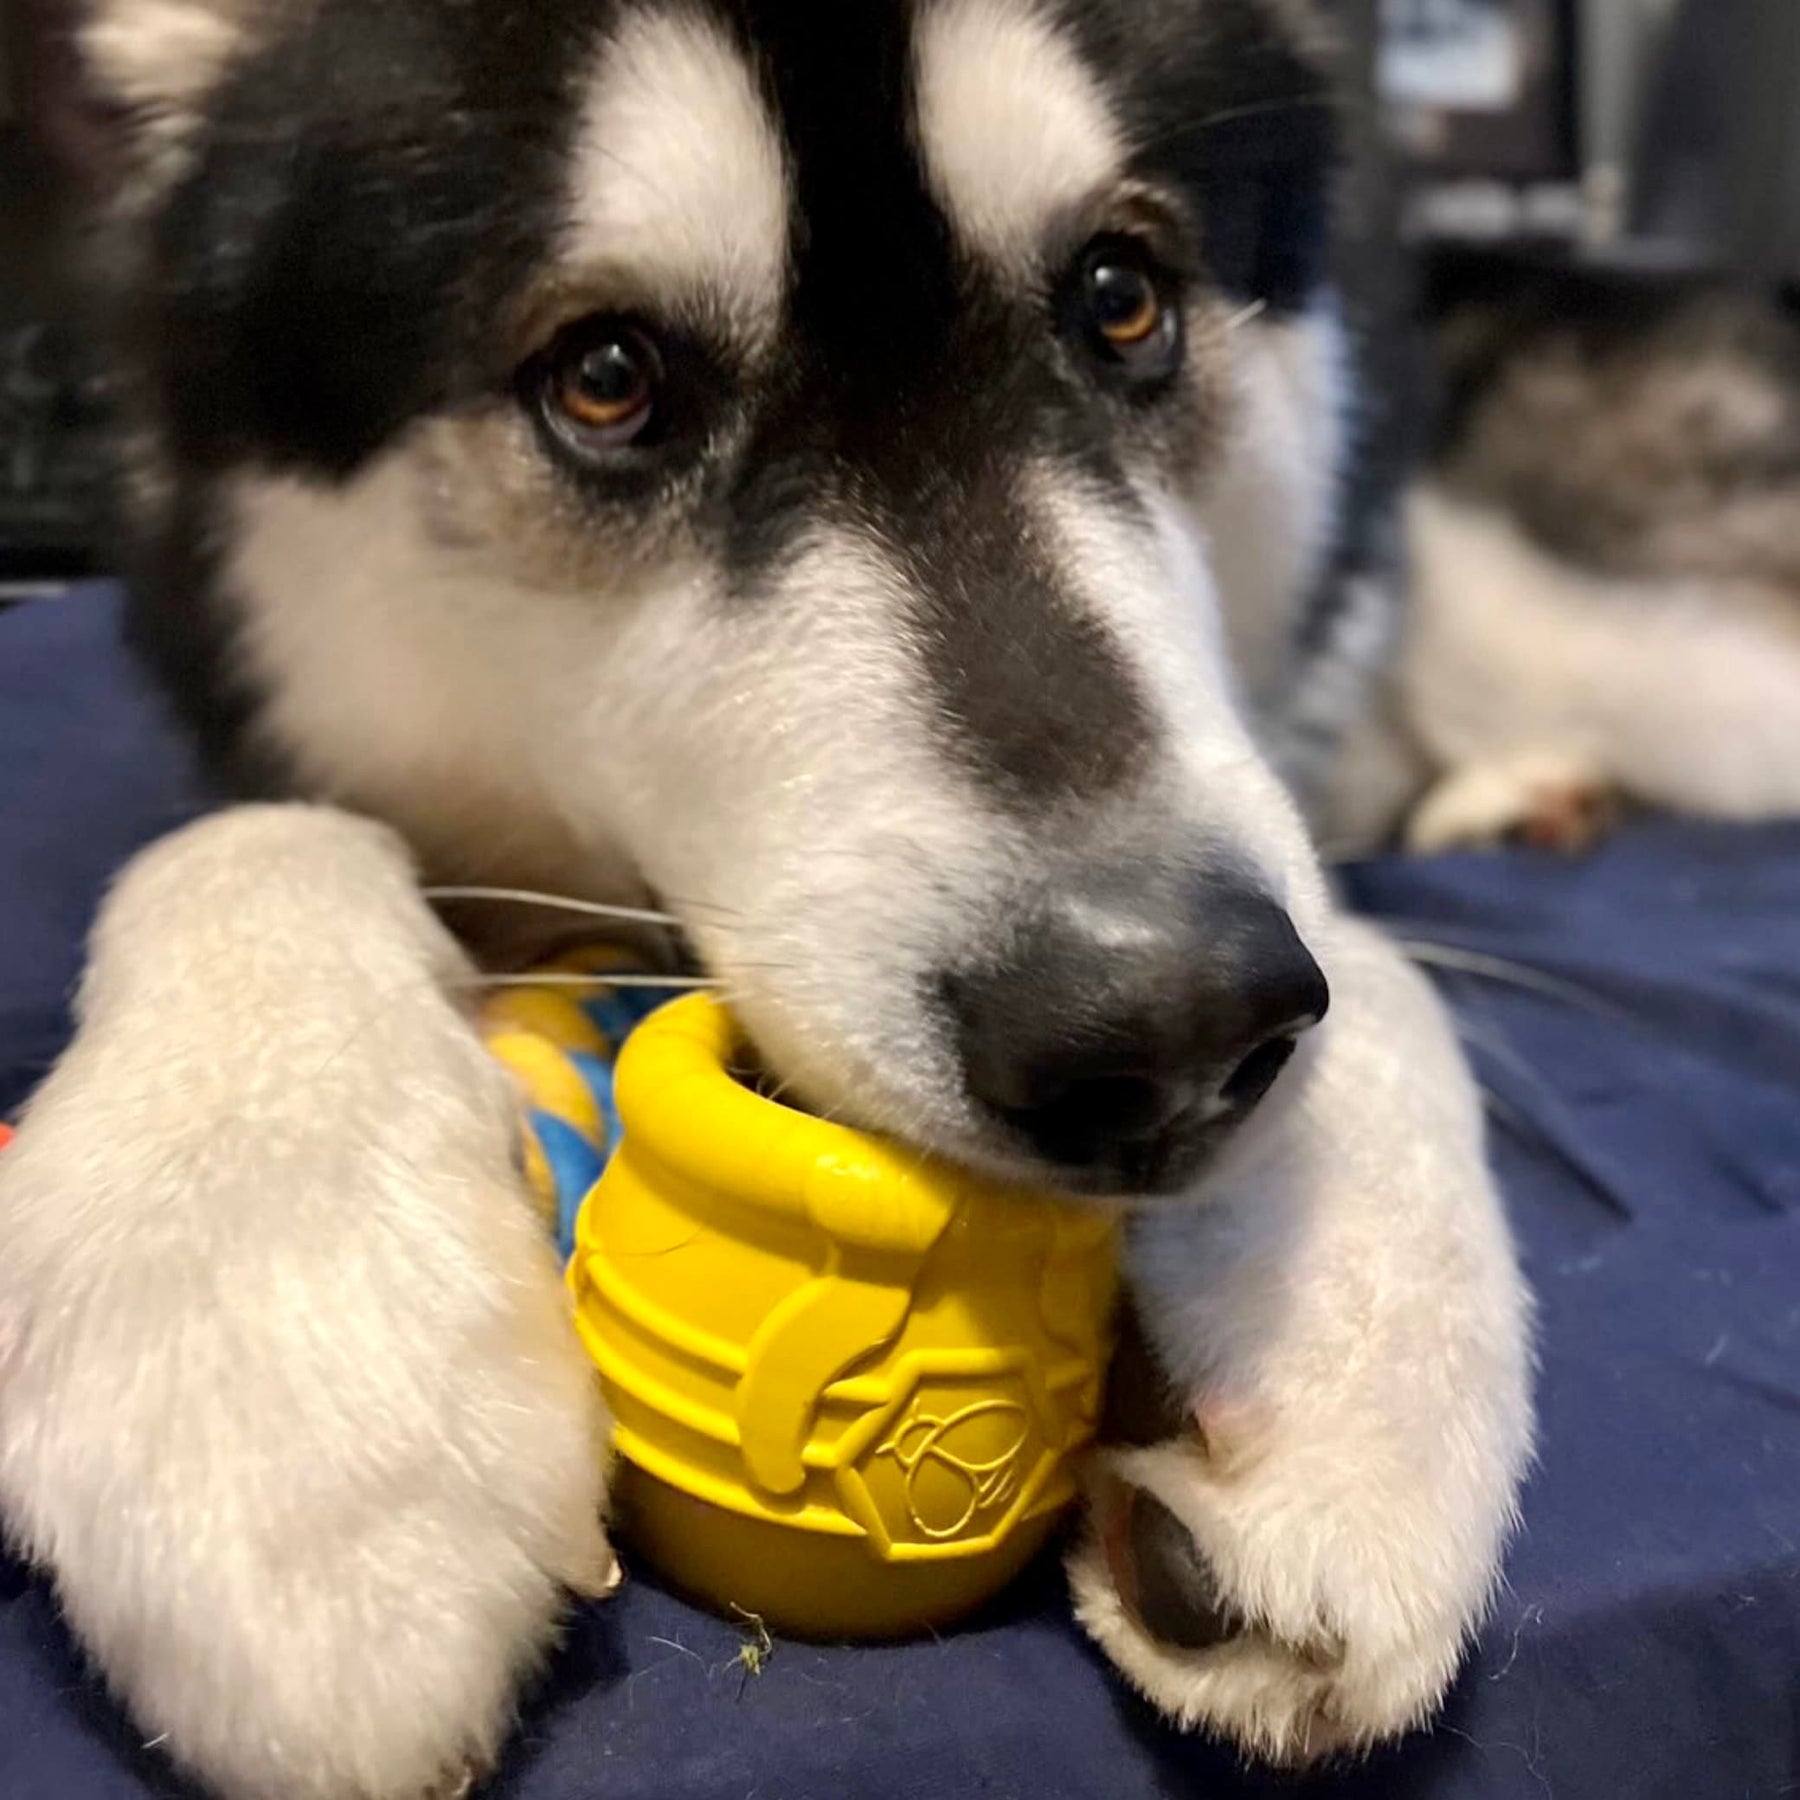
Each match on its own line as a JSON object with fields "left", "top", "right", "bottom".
{"left": 2, "top": 0, "right": 1799, "bottom": 598}
{"left": 1, "top": 0, "right": 113, "bottom": 597}
{"left": 1368, "top": 0, "right": 1800, "bottom": 281}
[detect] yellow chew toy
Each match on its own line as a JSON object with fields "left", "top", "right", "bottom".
{"left": 487, "top": 980, "right": 1120, "bottom": 1640}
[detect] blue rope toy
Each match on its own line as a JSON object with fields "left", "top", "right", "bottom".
{"left": 476, "top": 951, "right": 693, "bottom": 1259}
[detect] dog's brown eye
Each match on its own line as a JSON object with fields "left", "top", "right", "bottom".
{"left": 543, "top": 319, "right": 660, "bottom": 448}
{"left": 1089, "top": 262, "right": 1160, "bottom": 346}
{"left": 1075, "top": 240, "right": 1180, "bottom": 379}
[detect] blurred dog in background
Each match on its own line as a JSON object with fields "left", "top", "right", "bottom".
{"left": 1363, "top": 257, "right": 1800, "bottom": 853}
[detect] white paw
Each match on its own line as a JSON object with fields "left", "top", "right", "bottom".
{"left": 1071, "top": 921, "right": 1532, "bottom": 1766}
{"left": 1069, "top": 1425, "right": 1504, "bottom": 1765}
{"left": 1407, "top": 753, "right": 1620, "bottom": 854}
{"left": 0, "top": 806, "right": 613, "bottom": 1800}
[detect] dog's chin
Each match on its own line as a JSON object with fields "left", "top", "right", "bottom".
{"left": 993, "top": 1124, "right": 1233, "bottom": 1204}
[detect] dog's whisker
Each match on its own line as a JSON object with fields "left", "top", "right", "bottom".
{"left": 1222, "top": 298, "right": 1269, "bottom": 333}
{"left": 1390, "top": 939, "right": 1629, "bottom": 1021}
{"left": 1158, "top": 91, "right": 1335, "bottom": 138}
{"left": 648, "top": 891, "right": 745, "bottom": 922}
{"left": 1449, "top": 1012, "right": 1638, "bottom": 1218}
{"left": 460, "top": 972, "right": 721, "bottom": 992}
{"left": 424, "top": 886, "right": 682, "bottom": 928}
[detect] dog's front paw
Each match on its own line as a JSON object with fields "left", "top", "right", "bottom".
{"left": 1064, "top": 905, "right": 1531, "bottom": 1766}
{"left": 1069, "top": 1421, "right": 1501, "bottom": 1766}
{"left": 0, "top": 806, "right": 613, "bottom": 1800}
{"left": 1407, "top": 752, "right": 1621, "bottom": 854}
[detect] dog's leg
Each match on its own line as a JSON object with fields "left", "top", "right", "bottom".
{"left": 0, "top": 805, "right": 613, "bottom": 1800}
{"left": 1399, "top": 486, "right": 1800, "bottom": 848}
{"left": 1070, "top": 913, "right": 1532, "bottom": 1764}
{"left": 1406, "top": 751, "right": 1621, "bottom": 854}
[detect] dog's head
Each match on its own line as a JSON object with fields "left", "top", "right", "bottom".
{"left": 70, "top": 0, "right": 1354, "bottom": 1195}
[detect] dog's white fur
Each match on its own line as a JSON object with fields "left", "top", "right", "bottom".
{"left": 79, "top": 0, "right": 246, "bottom": 191}
{"left": 225, "top": 456, "right": 1041, "bottom": 1148}
{"left": 0, "top": 807, "right": 614, "bottom": 1800}
{"left": 1202, "top": 307, "right": 1349, "bottom": 712}
{"left": 84, "top": 0, "right": 241, "bottom": 115}
{"left": 0, "top": 2, "right": 1534, "bottom": 1793}
{"left": 1402, "top": 484, "right": 1800, "bottom": 849}
{"left": 914, "top": 0, "right": 1124, "bottom": 275}
{"left": 568, "top": 8, "right": 792, "bottom": 354}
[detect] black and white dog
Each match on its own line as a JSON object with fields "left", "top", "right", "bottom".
{"left": 0, "top": 3, "right": 1531, "bottom": 1796}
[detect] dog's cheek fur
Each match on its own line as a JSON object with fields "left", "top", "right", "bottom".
{"left": 593, "top": 532, "right": 1022, "bottom": 1138}
{"left": 218, "top": 414, "right": 1321, "bottom": 1162}
{"left": 222, "top": 448, "right": 1019, "bottom": 1141}
{"left": 1199, "top": 306, "right": 1349, "bottom": 708}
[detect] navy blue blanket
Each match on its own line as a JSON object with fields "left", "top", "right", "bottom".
{"left": 3, "top": 589, "right": 1797, "bottom": 1800}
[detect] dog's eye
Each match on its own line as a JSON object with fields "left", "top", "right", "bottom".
{"left": 1089, "top": 261, "right": 1160, "bottom": 346}
{"left": 539, "top": 318, "right": 661, "bottom": 451}
{"left": 1072, "top": 239, "right": 1181, "bottom": 382}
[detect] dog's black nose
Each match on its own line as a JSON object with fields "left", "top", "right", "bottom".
{"left": 945, "top": 873, "right": 1327, "bottom": 1191}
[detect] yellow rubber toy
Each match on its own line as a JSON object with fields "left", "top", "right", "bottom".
{"left": 563, "top": 994, "right": 1120, "bottom": 1640}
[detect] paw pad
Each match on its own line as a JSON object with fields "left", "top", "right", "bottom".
{"left": 1104, "top": 1483, "right": 1240, "bottom": 1652}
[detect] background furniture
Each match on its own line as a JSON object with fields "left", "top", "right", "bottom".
{"left": 1385, "top": 0, "right": 1800, "bottom": 285}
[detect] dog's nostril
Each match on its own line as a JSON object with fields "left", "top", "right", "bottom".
{"left": 1220, "top": 1032, "right": 1300, "bottom": 1114}
{"left": 1001, "top": 1068, "right": 1166, "bottom": 1164}
{"left": 1060, "top": 1070, "right": 1164, "bottom": 1137}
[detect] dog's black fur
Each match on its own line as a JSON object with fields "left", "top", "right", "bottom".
{"left": 18, "top": 0, "right": 1402, "bottom": 816}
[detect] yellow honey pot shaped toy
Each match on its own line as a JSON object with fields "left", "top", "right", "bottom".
{"left": 530, "top": 989, "right": 1119, "bottom": 1640}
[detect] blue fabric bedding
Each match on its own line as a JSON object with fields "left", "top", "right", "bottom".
{"left": 2, "top": 588, "right": 1796, "bottom": 1800}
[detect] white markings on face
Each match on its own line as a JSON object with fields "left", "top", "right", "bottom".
{"left": 82, "top": 0, "right": 247, "bottom": 192}
{"left": 225, "top": 460, "right": 618, "bottom": 896}
{"left": 595, "top": 524, "right": 1018, "bottom": 1146}
{"left": 83, "top": 0, "right": 244, "bottom": 116}
{"left": 912, "top": 0, "right": 1125, "bottom": 274}
{"left": 565, "top": 7, "right": 791, "bottom": 351}
{"left": 1200, "top": 306, "right": 1349, "bottom": 709}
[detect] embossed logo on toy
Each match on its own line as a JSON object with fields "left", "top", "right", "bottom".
{"left": 875, "top": 1394, "right": 1034, "bottom": 1540}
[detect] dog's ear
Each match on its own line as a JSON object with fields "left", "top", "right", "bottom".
{"left": 6, "top": 0, "right": 252, "bottom": 195}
